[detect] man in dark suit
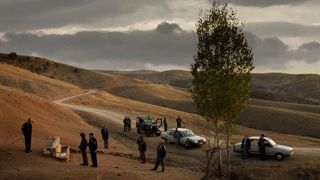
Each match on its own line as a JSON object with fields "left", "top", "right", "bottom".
{"left": 88, "top": 133, "right": 98, "bottom": 167}
{"left": 241, "top": 134, "right": 251, "bottom": 159}
{"left": 151, "top": 139, "right": 167, "bottom": 172}
{"left": 101, "top": 126, "right": 109, "bottom": 151}
{"left": 258, "top": 134, "right": 266, "bottom": 160}
{"left": 79, "top": 132, "right": 88, "bottom": 166}
{"left": 21, "top": 118, "right": 33, "bottom": 153}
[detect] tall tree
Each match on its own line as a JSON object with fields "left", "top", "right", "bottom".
{"left": 191, "top": 2, "right": 254, "bottom": 179}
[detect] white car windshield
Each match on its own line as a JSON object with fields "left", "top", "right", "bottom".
{"left": 180, "top": 130, "right": 195, "bottom": 137}
{"left": 266, "top": 138, "right": 277, "bottom": 146}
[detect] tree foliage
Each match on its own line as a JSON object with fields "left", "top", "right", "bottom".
{"left": 191, "top": 1, "right": 254, "bottom": 178}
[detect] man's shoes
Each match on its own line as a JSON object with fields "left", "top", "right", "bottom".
{"left": 150, "top": 168, "right": 156, "bottom": 171}
{"left": 81, "top": 163, "right": 88, "bottom": 166}
{"left": 91, "top": 165, "right": 98, "bottom": 168}
{"left": 161, "top": 168, "right": 165, "bottom": 172}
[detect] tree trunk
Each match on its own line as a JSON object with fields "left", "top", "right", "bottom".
{"left": 226, "top": 121, "right": 231, "bottom": 180}
{"left": 215, "top": 115, "right": 222, "bottom": 177}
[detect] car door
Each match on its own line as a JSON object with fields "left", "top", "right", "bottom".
{"left": 167, "top": 130, "right": 175, "bottom": 143}
{"left": 264, "top": 139, "right": 275, "bottom": 156}
{"left": 248, "top": 139, "right": 259, "bottom": 155}
{"left": 179, "top": 131, "right": 188, "bottom": 145}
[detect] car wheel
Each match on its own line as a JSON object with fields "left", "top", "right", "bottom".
{"left": 185, "top": 141, "right": 192, "bottom": 149}
{"left": 275, "top": 153, "right": 284, "bottom": 161}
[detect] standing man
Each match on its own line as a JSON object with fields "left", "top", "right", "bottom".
{"left": 163, "top": 118, "right": 168, "bottom": 132}
{"left": 151, "top": 139, "right": 167, "bottom": 172}
{"left": 241, "top": 135, "right": 251, "bottom": 159}
{"left": 79, "top": 132, "right": 88, "bottom": 166}
{"left": 88, "top": 133, "right": 98, "bottom": 167}
{"left": 21, "top": 118, "right": 32, "bottom": 153}
{"left": 176, "top": 116, "right": 182, "bottom": 128}
{"left": 174, "top": 128, "right": 181, "bottom": 148}
{"left": 137, "top": 136, "right": 147, "bottom": 163}
{"left": 123, "top": 116, "right": 128, "bottom": 132}
{"left": 128, "top": 117, "right": 132, "bottom": 132}
{"left": 101, "top": 126, "right": 109, "bottom": 151}
{"left": 258, "top": 134, "right": 266, "bottom": 160}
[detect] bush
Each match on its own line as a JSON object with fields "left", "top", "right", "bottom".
{"left": 8, "top": 52, "right": 17, "bottom": 59}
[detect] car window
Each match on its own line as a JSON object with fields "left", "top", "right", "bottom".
{"left": 250, "top": 139, "right": 258, "bottom": 145}
{"left": 266, "top": 138, "right": 276, "bottom": 146}
{"left": 169, "top": 130, "right": 175, "bottom": 135}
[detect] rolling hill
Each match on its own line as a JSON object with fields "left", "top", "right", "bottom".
{"left": 106, "top": 70, "right": 320, "bottom": 105}
{"left": 2, "top": 53, "right": 320, "bottom": 138}
{"left": 0, "top": 63, "right": 82, "bottom": 100}
{"left": 0, "top": 53, "right": 195, "bottom": 113}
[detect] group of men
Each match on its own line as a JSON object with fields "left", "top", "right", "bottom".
{"left": 20, "top": 116, "right": 172, "bottom": 172}
{"left": 241, "top": 134, "right": 267, "bottom": 160}
{"left": 137, "top": 136, "right": 167, "bottom": 172}
{"left": 78, "top": 126, "right": 109, "bottom": 167}
{"left": 123, "top": 116, "right": 132, "bottom": 132}
{"left": 79, "top": 132, "right": 98, "bottom": 167}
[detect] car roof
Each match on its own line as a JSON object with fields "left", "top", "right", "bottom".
{"left": 249, "top": 136, "right": 271, "bottom": 140}
{"left": 169, "top": 128, "right": 190, "bottom": 131}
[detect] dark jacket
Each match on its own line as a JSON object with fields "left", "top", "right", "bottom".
{"left": 22, "top": 122, "right": 32, "bottom": 136}
{"left": 163, "top": 119, "right": 167, "bottom": 127}
{"left": 174, "top": 130, "right": 181, "bottom": 138}
{"left": 88, "top": 137, "right": 98, "bottom": 152}
{"left": 138, "top": 141, "right": 147, "bottom": 152}
{"left": 79, "top": 137, "right": 88, "bottom": 151}
{"left": 258, "top": 137, "right": 265, "bottom": 149}
{"left": 241, "top": 137, "right": 251, "bottom": 149}
{"left": 157, "top": 143, "right": 166, "bottom": 158}
{"left": 101, "top": 128, "right": 109, "bottom": 140}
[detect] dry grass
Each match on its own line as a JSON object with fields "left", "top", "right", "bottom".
{"left": 0, "top": 54, "right": 195, "bottom": 112}
{"left": 0, "top": 63, "right": 82, "bottom": 100}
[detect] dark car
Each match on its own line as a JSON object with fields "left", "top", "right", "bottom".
{"left": 136, "top": 116, "right": 162, "bottom": 136}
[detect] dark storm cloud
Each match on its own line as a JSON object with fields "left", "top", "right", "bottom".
{"left": 294, "top": 42, "right": 320, "bottom": 63}
{"left": 246, "top": 32, "right": 320, "bottom": 68}
{"left": 0, "top": 22, "right": 319, "bottom": 70}
{"left": 155, "top": 22, "right": 185, "bottom": 34}
{"left": 0, "top": 0, "right": 171, "bottom": 32}
{"left": 225, "top": 0, "right": 310, "bottom": 7}
{"left": 247, "top": 22, "right": 320, "bottom": 37}
{"left": 0, "top": 22, "right": 196, "bottom": 68}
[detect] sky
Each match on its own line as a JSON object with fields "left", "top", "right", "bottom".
{"left": 0, "top": 0, "right": 319, "bottom": 74}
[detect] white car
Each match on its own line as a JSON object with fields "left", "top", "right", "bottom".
{"left": 233, "top": 136, "right": 294, "bottom": 160}
{"left": 161, "top": 128, "right": 206, "bottom": 149}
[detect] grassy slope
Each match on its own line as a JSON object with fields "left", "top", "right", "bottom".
{"left": 0, "top": 54, "right": 195, "bottom": 113}
{"left": 107, "top": 70, "right": 320, "bottom": 105}
{"left": 0, "top": 63, "right": 82, "bottom": 100}
{"left": 0, "top": 85, "right": 92, "bottom": 147}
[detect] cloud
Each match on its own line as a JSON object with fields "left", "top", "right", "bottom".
{"left": 0, "top": 22, "right": 319, "bottom": 71}
{"left": 0, "top": 22, "right": 196, "bottom": 69}
{"left": 246, "top": 32, "right": 320, "bottom": 68}
{"left": 0, "top": 0, "right": 172, "bottom": 32}
{"left": 225, "top": 0, "right": 310, "bottom": 7}
{"left": 294, "top": 42, "right": 320, "bottom": 63}
{"left": 155, "top": 22, "right": 185, "bottom": 34}
{"left": 247, "top": 21, "right": 320, "bottom": 38}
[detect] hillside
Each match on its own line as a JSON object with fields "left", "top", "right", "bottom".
{"left": 0, "top": 53, "right": 195, "bottom": 112}
{"left": 0, "top": 85, "right": 200, "bottom": 179}
{"left": 0, "top": 63, "right": 82, "bottom": 100}
{"left": 106, "top": 70, "right": 320, "bottom": 105}
{"left": 0, "top": 85, "right": 94, "bottom": 148}
{"left": 2, "top": 53, "right": 320, "bottom": 138}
